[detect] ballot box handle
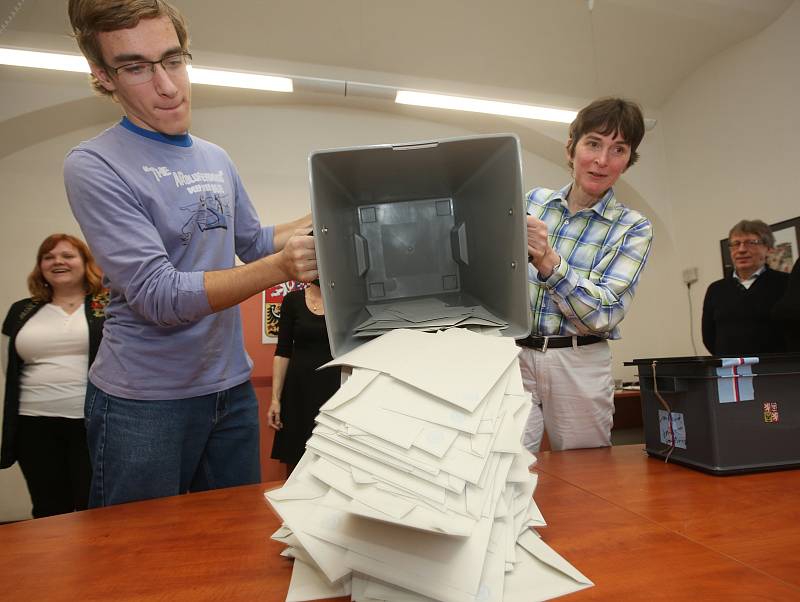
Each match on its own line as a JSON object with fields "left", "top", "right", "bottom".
{"left": 353, "top": 233, "right": 370, "bottom": 277}
{"left": 639, "top": 375, "right": 689, "bottom": 393}
{"left": 391, "top": 141, "right": 439, "bottom": 151}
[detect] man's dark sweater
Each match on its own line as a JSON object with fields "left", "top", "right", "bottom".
{"left": 772, "top": 259, "right": 800, "bottom": 352}
{"left": 702, "top": 267, "right": 789, "bottom": 356}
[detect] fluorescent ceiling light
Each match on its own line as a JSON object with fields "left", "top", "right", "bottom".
{"left": 188, "top": 67, "right": 292, "bottom": 92}
{"left": 0, "top": 48, "right": 89, "bottom": 72}
{"left": 1, "top": 47, "right": 653, "bottom": 128}
{"left": 396, "top": 90, "right": 577, "bottom": 124}
{"left": 0, "top": 48, "right": 291, "bottom": 92}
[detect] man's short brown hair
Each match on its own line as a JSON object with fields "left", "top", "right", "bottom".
{"left": 729, "top": 219, "right": 775, "bottom": 249}
{"left": 567, "top": 97, "right": 645, "bottom": 170}
{"left": 68, "top": 0, "right": 189, "bottom": 96}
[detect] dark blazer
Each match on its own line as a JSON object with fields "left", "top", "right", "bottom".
{"left": 772, "top": 259, "right": 800, "bottom": 351}
{"left": 1, "top": 292, "right": 107, "bottom": 468}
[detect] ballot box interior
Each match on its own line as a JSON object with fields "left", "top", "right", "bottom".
{"left": 309, "top": 134, "right": 530, "bottom": 357}
{"left": 625, "top": 354, "right": 800, "bottom": 475}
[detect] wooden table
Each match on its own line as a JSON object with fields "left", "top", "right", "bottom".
{"left": 534, "top": 445, "right": 800, "bottom": 599}
{"left": 1, "top": 445, "right": 798, "bottom": 601}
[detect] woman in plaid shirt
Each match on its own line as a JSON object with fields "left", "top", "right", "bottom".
{"left": 520, "top": 97, "right": 653, "bottom": 452}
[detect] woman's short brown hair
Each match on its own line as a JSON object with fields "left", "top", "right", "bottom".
{"left": 567, "top": 97, "right": 645, "bottom": 170}
{"left": 68, "top": 0, "right": 190, "bottom": 96}
{"left": 729, "top": 219, "right": 775, "bottom": 249}
{"left": 27, "top": 234, "right": 104, "bottom": 303}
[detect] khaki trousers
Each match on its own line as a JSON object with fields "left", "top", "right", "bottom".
{"left": 519, "top": 339, "right": 615, "bottom": 452}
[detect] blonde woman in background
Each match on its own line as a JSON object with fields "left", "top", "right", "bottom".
{"left": 1, "top": 234, "right": 107, "bottom": 518}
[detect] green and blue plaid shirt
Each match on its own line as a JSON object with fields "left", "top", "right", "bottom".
{"left": 526, "top": 183, "right": 653, "bottom": 339}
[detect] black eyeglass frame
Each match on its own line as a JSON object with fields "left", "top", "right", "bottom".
{"left": 106, "top": 51, "right": 193, "bottom": 78}
{"left": 727, "top": 239, "right": 765, "bottom": 249}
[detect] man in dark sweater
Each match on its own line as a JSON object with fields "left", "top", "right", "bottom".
{"left": 702, "top": 219, "right": 789, "bottom": 356}
{"left": 772, "top": 258, "right": 800, "bottom": 352}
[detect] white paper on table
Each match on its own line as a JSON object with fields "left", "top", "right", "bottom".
{"left": 322, "top": 380, "right": 460, "bottom": 453}
{"left": 286, "top": 557, "right": 352, "bottom": 602}
{"left": 313, "top": 423, "right": 442, "bottom": 481}
{"left": 502, "top": 487, "right": 517, "bottom": 564}
{"left": 351, "top": 574, "right": 369, "bottom": 602}
{"left": 517, "top": 529, "right": 592, "bottom": 585}
{"left": 319, "top": 482, "right": 476, "bottom": 537}
{"left": 270, "top": 524, "right": 294, "bottom": 542}
{"left": 505, "top": 475, "right": 544, "bottom": 536}
{"left": 491, "top": 398, "right": 532, "bottom": 454}
{"left": 464, "top": 453, "right": 499, "bottom": 519}
{"left": 479, "top": 454, "right": 515, "bottom": 519}
{"left": 376, "top": 360, "right": 512, "bottom": 434}
{"left": 507, "top": 449, "right": 536, "bottom": 483}
{"left": 283, "top": 545, "right": 342, "bottom": 582}
{"left": 411, "top": 422, "right": 461, "bottom": 458}
{"left": 363, "top": 576, "right": 440, "bottom": 602}
{"left": 302, "top": 489, "right": 494, "bottom": 602}
{"left": 314, "top": 417, "right": 441, "bottom": 476}
{"left": 504, "top": 360, "right": 525, "bottom": 396}
{"left": 273, "top": 531, "right": 302, "bottom": 549}
{"left": 320, "top": 392, "right": 463, "bottom": 462}
{"left": 318, "top": 368, "right": 381, "bottom": 412}
{"left": 518, "top": 498, "right": 546, "bottom": 532}
{"left": 309, "top": 457, "right": 414, "bottom": 517}
{"left": 306, "top": 434, "right": 451, "bottom": 504}
{"left": 501, "top": 530, "right": 593, "bottom": 601}
{"left": 352, "top": 574, "right": 397, "bottom": 602}
{"left": 369, "top": 370, "right": 509, "bottom": 435}
{"left": 309, "top": 428, "right": 462, "bottom": 499}
{"left": 322, "top": 328, "right": 520, "bottom": 412}
{"left": 265, "top": 471, "right": 353, "bottom": 583}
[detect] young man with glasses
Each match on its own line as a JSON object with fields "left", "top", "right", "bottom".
{"left": 63, "top": 0, "right": 317, "bottom": 507}
{"left": 702, "top": 220, "right": 789, "bottom": 356}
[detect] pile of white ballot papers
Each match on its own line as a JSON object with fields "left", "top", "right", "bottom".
{"left": 265, "top": 328, "right": 592, "bottom": 602}
{"left": 353, "top": 298, "right": 507, "bottom": 338}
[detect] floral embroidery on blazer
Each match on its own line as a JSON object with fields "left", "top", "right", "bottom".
{"left": 90, "top": 289, "right": 110, "bottom": 318}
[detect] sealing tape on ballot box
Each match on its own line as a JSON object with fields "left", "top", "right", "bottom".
{"left": 716, "top": 357, "right": 758, "bottom": 403}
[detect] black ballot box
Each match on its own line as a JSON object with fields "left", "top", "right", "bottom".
{"left": 625, "top": 354, "right": 800, "bottom": 475}
{"left": 309, "top": 134, "right": 531, "bottom": 357}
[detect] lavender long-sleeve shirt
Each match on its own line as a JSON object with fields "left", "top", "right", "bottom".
{"left": 64, "top": 118, "right": 274, "bottom": 399}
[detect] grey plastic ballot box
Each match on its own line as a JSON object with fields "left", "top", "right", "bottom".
{"left": 625, "top": 354, "right": 800, "bottom": 475}
{"left": 309, "top": 134, "right": 531, "bottom": 358}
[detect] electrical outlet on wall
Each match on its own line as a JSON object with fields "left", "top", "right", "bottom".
{"left": 682, "top": 267, "right": 699, "bottom": 285}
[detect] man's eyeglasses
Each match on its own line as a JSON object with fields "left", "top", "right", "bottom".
{"left": 108, "top": 51, "right": 192, "bottom": 86}
{"left": 728, "top": 239, "right": 764, "bottom": 249}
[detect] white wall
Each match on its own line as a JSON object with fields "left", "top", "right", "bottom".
{"left": 661, "top": 0, "right": 800, "bottom": 352}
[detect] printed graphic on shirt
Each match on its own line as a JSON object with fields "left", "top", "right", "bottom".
{"left": 142, "top": 164, "right": 232, "bottom": 245}
{"left": 180, "top": 193, "right": 231, "bottom": 244}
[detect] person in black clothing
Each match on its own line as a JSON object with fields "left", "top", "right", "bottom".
{"left": 267, "top": 284, "right": 340, "bottom": 474}
{"left": 1, "top": 234, "right": 107, "bottom": 518}
{"left": 702, "top": 220, "right": 789, "bottom": 356}
{"left": 772, "top": 258, "right": 800, "bottom": 352}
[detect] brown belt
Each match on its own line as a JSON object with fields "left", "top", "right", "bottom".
{"left": 516, "top": 335, "right": 604, "bottom": 351}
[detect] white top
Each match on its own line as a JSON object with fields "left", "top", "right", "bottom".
{"left": 15, "top": 303, "right": 89, "bottom": 418}
{"left": 733, "top": 265, "right": 766, "bottom": 290}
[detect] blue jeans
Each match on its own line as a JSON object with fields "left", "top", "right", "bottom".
{"left": 85, "top": 380, "right": 261, "bottom": 507}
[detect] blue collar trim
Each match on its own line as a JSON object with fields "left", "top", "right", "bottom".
{"left": 120, "top": 117, "right": 192, "bottom": 147}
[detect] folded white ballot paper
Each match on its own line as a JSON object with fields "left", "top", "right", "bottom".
{"left": 265, "top": 328, "right": 593, "bottom": 601}
{"left": 321, "top": 328, "right": 520, "bottom": 412}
